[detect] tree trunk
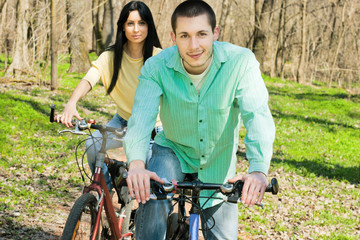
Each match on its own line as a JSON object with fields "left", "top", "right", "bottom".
{"left": 0, "top": 0, "right": 6, "bottom": 13}
{"left": 50, "top": 0, "right": 58, "bottom": 90}
{"left": 329, "top": 1, "right": 351, "bottom": 88}
{"left": 6, "top": 0, "right": 30, "bottom": 76}
{"left": 218, "top": 0, "right": 232, "bottom": 41}
{"left": 272, "top": 0, "right": 286, "bottom": 78}
{"left": 156, "top": 0, "right": 165, "bottom": 27}
{"left": 92, "top": 0, "right": 117, "bottom": 55}
{"left": 252, "top": 0, "right": 274, "bottom": 72}
{"left": 297, "top": 0, "right": 307, "bottom": 84}
{"left": 66, "top": 0, "right": 91, "bottom": 73}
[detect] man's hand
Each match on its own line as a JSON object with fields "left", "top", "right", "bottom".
{"left": 126, "top": 160, "right": 164, "bottom": 204}
{"left": 228, "top": 172, "right": 268, "bottom": 207}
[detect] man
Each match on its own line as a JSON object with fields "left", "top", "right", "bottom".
{"left": 124, "top": 0, "right": 275, "bottom": 239}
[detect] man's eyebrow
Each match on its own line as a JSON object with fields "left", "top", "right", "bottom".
{"left": 177, "top": 30, "right": 210, "bottom": 35}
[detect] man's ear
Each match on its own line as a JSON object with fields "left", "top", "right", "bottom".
{"left": 170, "top": 31, "right": 176, "bottom": 44}
{"left": 213, "top": 26, "right": 220, "bottom": 41}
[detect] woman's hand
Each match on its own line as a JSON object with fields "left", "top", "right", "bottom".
{"left": 56, "top": 101, "right": 82, "bottom": 128}
{"left": 56, "top": 79, "right": 92, "bottom": 128}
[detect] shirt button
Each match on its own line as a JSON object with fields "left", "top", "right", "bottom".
{"left": 190, "top": 83, "right": 193, "bottom": 86}
{"left": 199, "top": 120, "right": 203, "bottom": 123}
{"left": 200, "top": 168, "right": 203, "bottom": 170}
{"left": 201, "top": 155, "right": 205, "bottom": 158}
{"left": 200, "top": 139, "right": 203, "bottom": 142}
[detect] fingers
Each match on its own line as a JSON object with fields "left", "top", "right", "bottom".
{"left": 227, "top": 175, "right": 243, "bottom": 183}
{"left": 126, "top": 171, "right": 148, "bottom": 204}
{"left": 241, "top": 173, "right": 268, "bottom": 207}
{"left": 126, "top": 167, "right": 163, "bottom": 204}
{"left": 149, "top": 172, "right": 165, "bottom": 184}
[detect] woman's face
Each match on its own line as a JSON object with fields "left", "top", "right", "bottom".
{"left": 123, "top": 10, "right": 148, "bottom": 44}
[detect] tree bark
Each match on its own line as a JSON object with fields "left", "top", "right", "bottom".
{"left": 6, "top": 0, "right": 30, "bottom": 76}
{"left": 50, "top": 0, "right": 58, "bottom": 90}
{"left": 66, "top": 0, "right": 91, "bottom": 73}
{"left": 297, "top": 0, "right": 307, "bottom": 83}
{"left": 218, "top": 0, "right": 232, "bottom": 41}
{"left": 156, "top": 0, "right": 165, "bottom": 27}
{"left": 92, "top": 0, "right": 118, "bottom": 55}
{"left": 252, "top": 0, "right": 274, "bottom": 72}
{"left": 273, "top": 0, "right": 286, "bottom": 79}
{"left": 0, "top": 0, "right": 6, "bottom": 13}
{"left": 329, "top": 1, "right": 352, "bottom": 88}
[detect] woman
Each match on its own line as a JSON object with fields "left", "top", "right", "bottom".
{"left": 57, "top": 1, "right": 162, "bottom": 190}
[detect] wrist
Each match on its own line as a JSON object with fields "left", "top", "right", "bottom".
{"left": 129, "top": 160, "right": 145, "bottom": 170}
{"left": 250, "top": 171, "right": 266, "bottom": 177}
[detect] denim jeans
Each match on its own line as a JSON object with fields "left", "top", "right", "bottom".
{"left": 85, "top": 114, "right": 127, "bottom": 190}
{"left": 135, "top": 143, "right": 239, "bottom": 240}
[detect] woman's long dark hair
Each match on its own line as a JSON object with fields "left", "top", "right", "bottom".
{"left": 107, "top": 1, "right": 162, "bottom": 95}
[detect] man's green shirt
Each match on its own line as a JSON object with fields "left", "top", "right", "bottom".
{"left": 124, "top": 41, "right": 275, "bottom": 207}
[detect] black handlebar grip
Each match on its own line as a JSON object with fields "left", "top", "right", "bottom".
{"left": 271, "top": 178, "right": 279, "bottom": 194}
{"left": 265, "top": 178, "right": 279, "bottom": 195}
{"left": 50, "top": 104, "right": 56, "bottom": 123}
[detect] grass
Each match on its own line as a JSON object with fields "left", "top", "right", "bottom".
{"left": 0, "top": 54, "right": 359, "bottom": 239}
{"left": 265, "top": 76, "right": 360, "bottom": 184}
{"left": 237, "top": 76, "right": 359, "bottom": 239}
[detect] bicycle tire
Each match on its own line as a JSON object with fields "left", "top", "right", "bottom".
{"left": 61, "top": 193, "right": 103, "bottom": 240}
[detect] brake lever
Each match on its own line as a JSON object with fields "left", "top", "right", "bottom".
{"left": 59, "top": 129, "right": 88, "bottom": 135}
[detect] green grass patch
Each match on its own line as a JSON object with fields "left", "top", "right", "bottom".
{"left": 263, "top": 76, "right": 360, "bottom": 184}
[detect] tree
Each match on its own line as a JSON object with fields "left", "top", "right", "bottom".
{"left": 296, "top": 0, "right": 307, "bottom": 83}
{"left": 0, "top": 0, "right": 6, "bottom": 12}
{"left": 50, "top": 0, "right": 58, "bottom": 90}
{"left": 218, "top": 0, "right": 233, "bottom": 41}
{"left": 92, "top": 0, "right": 118, "bottom": 55}
{"left": 252, "top": 0, "right": 274, "bottom": 73}
{"left": 66, "top": 0, "right": 91, "bottom": 73}
{"left": 6, "top": 0, "right": 30, "bottom": 76}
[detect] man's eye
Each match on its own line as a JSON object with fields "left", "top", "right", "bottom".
{"left": 180, "top": 35, "right": 188, "bottom": 39}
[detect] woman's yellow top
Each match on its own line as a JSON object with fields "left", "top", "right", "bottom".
{"left": 84, "top": 47, "right": 162, "bottom": 121}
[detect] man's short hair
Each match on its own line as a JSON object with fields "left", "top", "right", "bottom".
{"left": 171, "top": 0, "right": 216, "bottom": 33}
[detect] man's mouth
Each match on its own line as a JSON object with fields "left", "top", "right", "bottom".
{"left": 188, "top": 52, "right": 203, "bottom": 59}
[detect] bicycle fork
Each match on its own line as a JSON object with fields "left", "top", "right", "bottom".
{"left": 189, "top": 189, "right": 200, "bottom": 240}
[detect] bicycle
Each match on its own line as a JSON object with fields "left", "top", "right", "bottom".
{"left": 149, "top": 174, "right": 279, "bottom": 240}
{"left": 50, "top": 105, "right": 135, "bottom": 240}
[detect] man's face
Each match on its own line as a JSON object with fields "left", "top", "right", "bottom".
{"left": 171, "top": 14, "right": 219, "bottom": 75}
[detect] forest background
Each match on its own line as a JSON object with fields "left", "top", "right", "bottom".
{"left": 1, "top": 0, "right": 360, "bottom": 90}
{"left": 0, "top": 0, "right": 359, "bottom": 239}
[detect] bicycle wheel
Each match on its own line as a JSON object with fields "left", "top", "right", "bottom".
{"left": 61, "top": 193, "right": 104, "bottom": 240}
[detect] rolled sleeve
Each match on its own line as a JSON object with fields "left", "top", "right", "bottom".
{"left": 236, "top": 54, "right": 275, "bottom": 175}
{"left": 83, "top": 67, "right": 101, "bottom": 89}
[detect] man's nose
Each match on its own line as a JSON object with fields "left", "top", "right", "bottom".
{"left": 189, "top": 36, "right": 200, "bottom": 49}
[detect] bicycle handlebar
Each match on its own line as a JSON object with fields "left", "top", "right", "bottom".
{"left": 50, "top": 104, "right": 127, "bottom": 137}
{"left": 150, "top": 178, "right": 279, "bottom": 207}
